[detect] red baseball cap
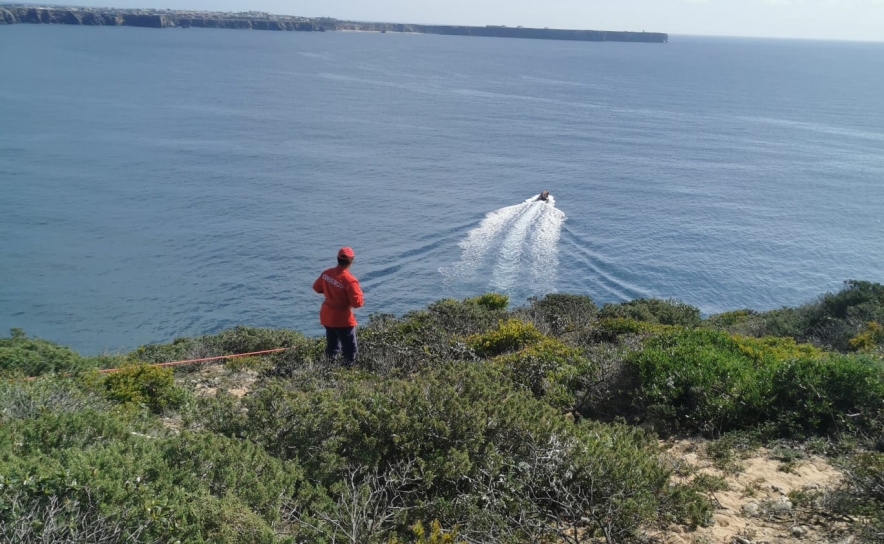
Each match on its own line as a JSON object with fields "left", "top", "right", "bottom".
{"left": 338, "top": 246, "right": 355, "bottom": 259}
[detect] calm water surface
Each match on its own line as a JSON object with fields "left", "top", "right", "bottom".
{"left": 1, "top": 25, "right": 883, "bottom": 353}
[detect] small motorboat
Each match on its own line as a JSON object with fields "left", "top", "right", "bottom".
{"left": 537, "top": 190, "right": 550, "bottom": 202}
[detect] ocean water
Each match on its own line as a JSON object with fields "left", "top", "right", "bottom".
{"left": 1, "top": 25, "right": 883, "bottom": 354}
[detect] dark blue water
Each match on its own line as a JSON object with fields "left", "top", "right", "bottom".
{"left": 2, "top": 25, "right": 883, "bottom": 354}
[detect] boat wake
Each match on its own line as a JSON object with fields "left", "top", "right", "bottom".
{"left": 441, "top": 195, "right": 566, "bottom": 296}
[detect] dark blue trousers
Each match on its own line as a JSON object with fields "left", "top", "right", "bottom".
{"left": 324, "top": 326, "right": 357, "bottom": 366}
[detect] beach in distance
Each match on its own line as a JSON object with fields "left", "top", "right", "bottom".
{"left": 0, "top": 24, "right": 883, "bottom": 353}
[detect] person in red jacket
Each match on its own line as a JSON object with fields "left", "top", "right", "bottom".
{"left": 312, "top": 246, "right": 364, "bottom": 366}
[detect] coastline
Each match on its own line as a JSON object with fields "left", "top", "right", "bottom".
{"left": 0, "top": 4, "right": 669, "bottom": 43}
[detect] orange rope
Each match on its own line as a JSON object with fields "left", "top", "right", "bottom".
{"left": 19, "top": 347, "right": 290, "bottom": 380}
{"left": 96, "top": 348, "right": 289, "bottom": 373}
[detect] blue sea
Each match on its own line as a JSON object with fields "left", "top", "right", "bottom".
{"left": 1, "top": 25, "right": 883, "bottom": 354}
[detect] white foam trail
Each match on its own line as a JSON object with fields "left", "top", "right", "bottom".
{"left": 443, "top": 201, "right": 523, "bottom": 280}
{"left": 491, "top": 201, "right": 543, "bottom": 290}
{"left": 441, "top": 195, "right": 565, "bottom": 295}
{"left": 528, "top": 203, "right": 566, "bottom": 290}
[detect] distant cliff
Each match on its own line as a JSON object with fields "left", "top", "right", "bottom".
{"left": 0, "top": 5, "right": 668, "bottom": 43}
{"left": 0, "top": 6, "right": 317, "bottom": 30}
{"left": 327, "top": 21, "right": 667, "bottom": 43}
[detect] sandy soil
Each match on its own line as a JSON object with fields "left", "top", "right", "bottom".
{"left": 180, "top": 362, "right": 258, "bottom": 398}
{"left": 652, "top": 440, "right": 853, "bottom": 544}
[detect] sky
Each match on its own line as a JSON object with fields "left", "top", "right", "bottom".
{"left": 33, "top": 0, "right": 884, "bottom": 41}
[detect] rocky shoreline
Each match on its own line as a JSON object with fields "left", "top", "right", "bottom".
{"left": 0, "top": 4, "right": 668, "bottom": 43}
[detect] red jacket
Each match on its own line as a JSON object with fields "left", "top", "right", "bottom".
{"left": 312, "top": 266, "right": 364, "bottom": 327}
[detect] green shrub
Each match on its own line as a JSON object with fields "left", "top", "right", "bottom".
{"left": 225, "top": 355, "right": 269, "bottom": 373}
{"left": 705, "top": 431, "right": 765, "bottom": 473}
{"left": 466, "top": 292, "right": 509, "bottom": 311}
{"left": 730, "top": 281, "right": 884, "bottom": 352}
{"left": 132, "top": 335, "right": 213, "bottom": 364}
{"left": 492, "top": 337, "right": 595, "bottom": 410}
{"left": 0, "top": 376, "right": 110, "bottom": 421}
{"left": 102, "top": 364, "right": 185, "bottom": 413}
{"left": 704, "top": 309, "right": 757, "bottom": 329}
{"left": 236, "top": 365, "right": 533, "bottom": 477}
{"left": 803, "top": 280, "right": 884, "bottom": 352}
{"left": 193, "top": 494, "right": 279, "bottom": 544}
{"left": 765, "top": 353, "right": 884, "bottom": 435}
{"left": 467, "top": 319, "right": 544, "bottom": 358}
{"left": 388, "top": 520, "right": 464, "bottom": 544}
{"left": 586, "top": 317, "right": 677, "bottom": 344}
{"left": 692, "top": 473, "right": 729, "bottom": 493}
{"left": 210, "top": 325, "right": 306, "bottom": 355}
{"left": 599, "top": 298, "right": 701, "bottom": 328}
{"left": 184, "top": 391, "right": 249, "bottom": 439}
{"left": 357, "top": 295, "right": 513, "bottom": 373}
{"left": 847, "top": 452, "right": 884, "bottom": 504}
{"left": 161, "top": 431, "right": 303, "bottom": 524}
{"left": 215, "top": 364, "right": 708, "bottom": 542}
{"left": 522, "top": 293, "right": 599, "bottom": 335}
{"left": 628, "top": 329, "right": 767, "bottom": 435}
{"left": 133, "top": 326, "right": 306, "bottom": 366}
{"left": 627, "top": 328, "right": 884, "bottom": 436}
{"left": 0, "top": 329, "right": 95, "bottom": 377}
{"left": 358, "top": 312, "right": 473, "bottom": 374}
{"left": 850, "top": 321, "right": 884, "bottom": 352}
{"left": 733, "top": 306, "right": 813, "bottom": 340}
{"left": 0, "top": 472, "right": 158, "bottom": 544}
{"left": 733, "top": 335, "right": 822, "bottom": 363}
{"left": 818, "top": 280, "right": 884, "bottom": 323}
{"left": 259, "top": 337, "right": 329, "bottom": 379}
{"left": 422, "top": 296, "right": 509, "bottom": 336}
{"left": 657, "top": 484, "right": 715, "bottom": 529}
{"left": 0, "top": 431, "right": 302, "bottom": 543}
{"left": 0, "top": 409, "right": 145, "bottom": 457}
{"left": 829, "top": 451, "right": 884, "bottom": 541}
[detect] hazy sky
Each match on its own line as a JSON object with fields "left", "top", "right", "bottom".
{"left": 49, "top": 0, "right": 884, "bottom": 41}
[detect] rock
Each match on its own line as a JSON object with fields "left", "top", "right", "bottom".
{"left": 120, "top": 14, "right": 169, "bottom": 28}
{"left": 81, "top": 12, "right": 108, "bottom": 25}
{"left": 768, "top": 498, "right": 793, "bottom": 514}
{"left": 0, "top": 8, "right": 16, "bottom": 24}
{"left": 58, "top": 10, "right": 83, "bottom": 25}
{"left": 741, "top": 501, "right": 760, "bottom": 516}
{"left": 791, "top": 525, "right": 807, "bottom": 538}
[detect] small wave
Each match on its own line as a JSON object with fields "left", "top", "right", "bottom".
{"left": 296, "top": 51, "right": 331, "bottom": 59}
{"left": 733, "top": 114, "right": 884, "bottom": 143}
{"left": 360, "top": 219, "right": 475, "bottom": 290}
{"left": 559, "top": 235, "right": 651, "bottom": 301}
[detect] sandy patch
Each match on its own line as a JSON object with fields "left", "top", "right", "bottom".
{"left": 653, "top": 440, "right": 851, "bottom": 544}
{"left": 176, "top": 363, "right": 258, "bottom": 398}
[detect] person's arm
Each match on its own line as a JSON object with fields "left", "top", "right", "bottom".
{"left": 312, "top": 275, "right": 324, "bottom": 294}
{"left": 347, "top": 279, "right": 364, "bottom": 309}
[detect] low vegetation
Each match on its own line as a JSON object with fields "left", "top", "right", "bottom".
{"left": 2, "top": 280, "right": 883, "bottom": 543}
